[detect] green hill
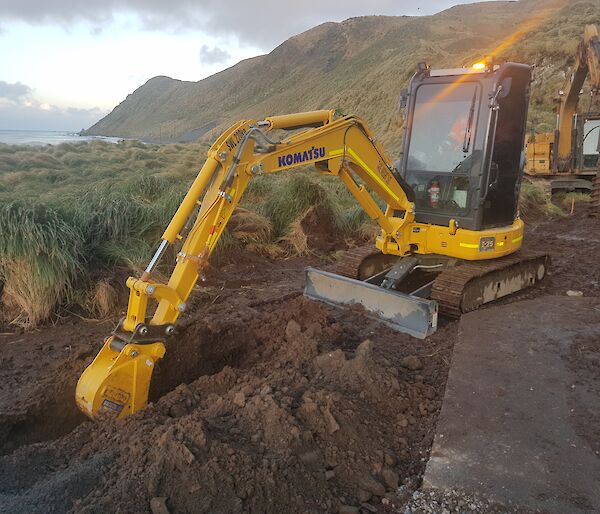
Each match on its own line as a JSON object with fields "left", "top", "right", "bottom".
{"left": 85, "top": 0, "right": 600, "bottom": 152}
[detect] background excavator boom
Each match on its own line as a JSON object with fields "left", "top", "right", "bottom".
{"left": 555, "top": 24, "right": 600, "bottom": 171}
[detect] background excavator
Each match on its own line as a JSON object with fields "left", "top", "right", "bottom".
{"left": 76, "top": 61, "right": 548, "bottom": 420}
{"left": 526, "top": 24, "right": 600, "bottom": 192}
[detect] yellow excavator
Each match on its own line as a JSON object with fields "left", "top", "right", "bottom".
{"left": 526, "top": 24, "right": 600, "bottom": 191}
{"left": 77, "top": 61, "right": 548, "bottom": 420}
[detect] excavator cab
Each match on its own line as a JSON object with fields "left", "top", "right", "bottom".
{"left": 398, "top": 62, "right": 531, "bottom": 231}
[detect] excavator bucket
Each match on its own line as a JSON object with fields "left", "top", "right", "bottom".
{"left": 76, "top": 337, "right": 165, "bottom": 419}
{"left": 304, "top": 267, "right": 438, "bottom": 339}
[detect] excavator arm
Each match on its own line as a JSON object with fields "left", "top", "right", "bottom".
{"left": 76, "top": 110, "right": 417, "bottom": 419}
{"left": 555, "top": 24, "right": 600, "bottom": 171}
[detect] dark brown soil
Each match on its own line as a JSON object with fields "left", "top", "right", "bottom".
{"left": 526, "top": 204, "right": 600, "bottom": 297}
{"left": 299, "top": 205, "right": 340, "bottom": 253}
{"left": 0, "top": 319, "right": 112, "bottom": 456}
{"left": 0, "top": 209, "right": 597, "bottom": 514}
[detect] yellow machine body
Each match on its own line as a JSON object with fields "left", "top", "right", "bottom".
{"left": 379, "top": 219, "right": 524, "bottom": 260}
{"left": 76, "top": 80, "right": 529, "bottom": 419}
{"left": 525, "top": 133, "right": 554, "bottom": 175}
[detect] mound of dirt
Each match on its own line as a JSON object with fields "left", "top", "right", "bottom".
{"left": 0, "top": 275, "right": 454, "bottom": 513}
{"left": 299, "top": 205, "right": 340, "bottom": 253}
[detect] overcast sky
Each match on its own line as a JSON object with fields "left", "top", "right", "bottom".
{"left": 0, "top": 0, "right": 489, "bottom": 130}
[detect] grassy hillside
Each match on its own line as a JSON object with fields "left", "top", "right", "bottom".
{"left": 0, "top": 141, "right": 372, "bottom": 327}
{"left": 85, "top": 0, "right": 600, "bottom": 151}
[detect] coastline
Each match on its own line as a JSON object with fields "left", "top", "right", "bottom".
{"left": 0, "top": 129, "right": 124, "bottom": 146}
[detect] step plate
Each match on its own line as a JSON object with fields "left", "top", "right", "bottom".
{"left": 304, "top": 267, "right": 438, "bottom": 339}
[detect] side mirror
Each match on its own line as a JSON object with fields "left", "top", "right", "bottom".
{"left": 399, "top": 89, "right": 409, "bottom": 109}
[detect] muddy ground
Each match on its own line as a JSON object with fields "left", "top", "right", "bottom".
{"left": 0, "top": 207, "right": 598, "bottom": 514}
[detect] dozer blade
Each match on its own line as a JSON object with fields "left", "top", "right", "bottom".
{"left": 304, "top": 267, "right": 438, "bottom": 339}
{"left": 76, "top": 337, "right": 165, "bottom": 420}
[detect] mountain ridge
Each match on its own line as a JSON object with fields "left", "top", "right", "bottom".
{"left": 85, "top": 0, "right": 600, "bottom": 152}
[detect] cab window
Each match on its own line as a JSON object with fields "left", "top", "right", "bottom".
{"left": 583, "top": 119, "right": 600, "bottom": 169}
{"left": 407, "top": 82, "right": 481, "bottom": 173}
{"left": 405, "top": 82, "right": 482, "bottom": 217}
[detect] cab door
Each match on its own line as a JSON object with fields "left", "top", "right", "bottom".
{"left": 481, "top": 65, "right": 532, "bottom": 229}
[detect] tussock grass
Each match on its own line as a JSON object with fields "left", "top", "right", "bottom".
{"left": 0, "top": 202, "right": 84, "bottom": 327}
{"left": 282, "top": 212, "right": 312, "bottom": 256}
{"left": 340, "top": 205, "right": 378, "bottom": 242}
{"left": 519, "top": 182, "right": 565, "bottom": 219}
{"left": 0, "top": 141, "right": 206, "bottom": 327}
{"left": 264, "top": 174, "right": 344, "bottom": 237}
{"left": 555, "top": 191, "right": 592, "bottom": 205}
{"left": 211, "top": 208, "right": 276, "bottom": 263}
{"left": 1, "top": 137, "right": 571, "bottom": 328}
{"left": 85, "top": 280, "right": 119, "bottom": 318}
{"left": 0, "top": 144, "right": 393, "bottom": 327}
{"left": 228, "top": 208, "right": 273, "bottom": 245}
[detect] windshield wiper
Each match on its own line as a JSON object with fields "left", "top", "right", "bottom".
{"left": 462, "top": 89, "right": 477, "bottom": 153}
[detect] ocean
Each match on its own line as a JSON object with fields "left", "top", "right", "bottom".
{"left": 0, "top": 130, "right": 122, "bottom": 146}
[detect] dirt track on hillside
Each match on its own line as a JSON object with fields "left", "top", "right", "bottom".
{"left": 0, "top": 207, "right": 598, "bottom": 514}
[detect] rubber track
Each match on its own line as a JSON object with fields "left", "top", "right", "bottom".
{"left": 431, "top": 251, "right": 549, "bottom": 318}
{"left": 334, "top": 245, "right": 381, "bottom": 279}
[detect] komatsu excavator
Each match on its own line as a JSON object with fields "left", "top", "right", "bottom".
{"left": 526, "top": 24, "right": 600, "bottom": 191}
{"left": 77, "top": 61, "right": 548, "bottom": 420}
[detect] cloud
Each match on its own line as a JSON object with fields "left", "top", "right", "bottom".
{"left": 199, "top": 44, "right": 231, "bottom": 65}
{"left": 0, "top": 102, "right": 108, "bottom": 131}
{"left": 0, "top": 80, "right": 33, "bottom": 101}
{"left": 0, "top": 80, "right": 105, "bottom": 130}
{"left": 0, "top": 1, "right": 481, "bottom": 48}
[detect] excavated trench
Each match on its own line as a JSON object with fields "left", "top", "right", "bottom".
{"left": 0, "top": 397, "right": 86, "bottom": 456}
{"left": 0, "top": 318, "right": 256, "bottom": 457}
{"left": 0, "top": 339, "right": 94, "bottom": 456}
{"left": 149, "top": 317, "right": 257, "bottom": 401}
